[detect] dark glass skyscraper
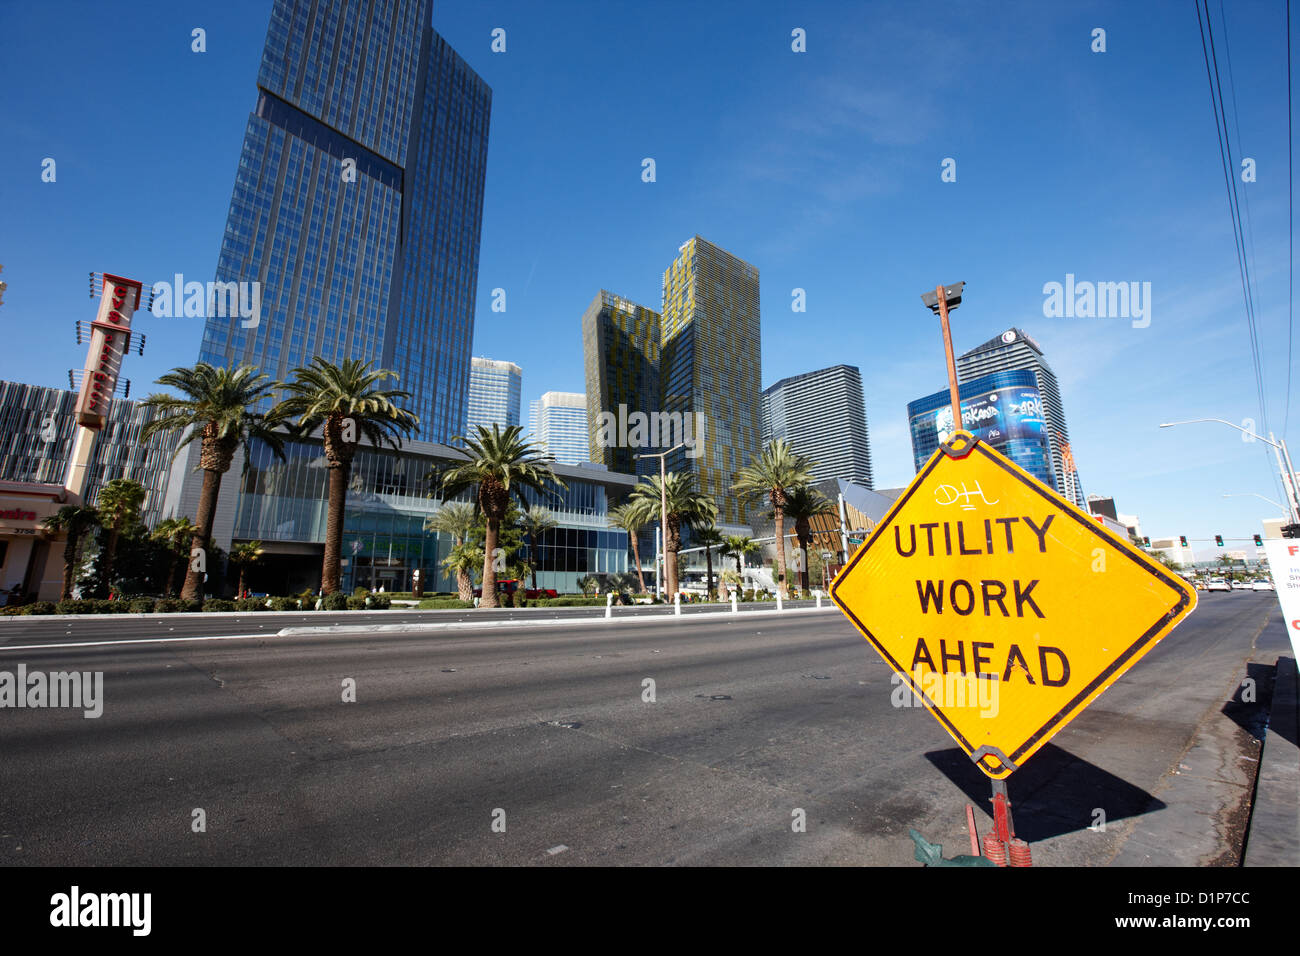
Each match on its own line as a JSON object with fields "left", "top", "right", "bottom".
{"left": 197, "top": 0, "right": 491, "bottom": 443}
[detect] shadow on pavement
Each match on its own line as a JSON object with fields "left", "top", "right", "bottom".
{"left": 925, "top": 743, "right": 1164, "bottom": 843}
{"left": 1220, "top": 660, "right": 1278, "bottom": 745}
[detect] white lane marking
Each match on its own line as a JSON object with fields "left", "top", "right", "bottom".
{"left": 0, "top": 633, "right": 271, "bottom": 653}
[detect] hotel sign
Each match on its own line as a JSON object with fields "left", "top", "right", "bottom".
{"left": 75, "top": 273, "right": 143, "bottom": 430}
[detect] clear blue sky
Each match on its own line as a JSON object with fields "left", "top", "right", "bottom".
{"left": 1, "top": 0, "right": 1296, "bottom": 559}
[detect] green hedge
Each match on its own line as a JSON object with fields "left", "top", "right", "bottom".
{"left": 533, "top": 596, "right": 605, "bottom": 607}
{"left": 322, "top": 592, "right": 348, "bottom": 611}
{"left": 417, "top": 598, "right": 475, "bottom": 609}
{"left": 203, "top": 599, "right": 237, "bottom": 612}
{"left": 235, "top": 598, "right": 269, "bottom": 612}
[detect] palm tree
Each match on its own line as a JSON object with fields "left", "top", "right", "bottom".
{"left": 424, "top": 500, "right": 478, "bottom": 602}
{"left": 720, "top": 535, "right": 759, "bottom": 593}
{"left": 42, "top": 505, "right": 100, "bottom": 601}
{"left": 95, "top": 478, "right": 146, "bottom": 598}
{"left": 628, "top": 472, "right": 717, "bottom": 599}
{"left": 782, "top": 485, "right": 836, "bottom": 595}
{"left": 434, "top": 425, "right": 565, "bottom": 609}
{"left": 731, "top": 440, "right": 816, "bottom": 599}
{"left": 150, "top": 516, "right": 197, "bottom": 596}
{"left": 273, "top": 358, "right": 418, "bottom": 595}
{"left": 140, "top": 363, "right": 288, "bottom": 601}
{"left": 608, "top": 501, "right": 650, "bottom": 593}
{"left": 440, "top": 541, "right": 483, "bottom": 603}
{"left": 694, "top": 525, "right": 726, "bottom": 600}
{"left": 518, "top": 504, "right": 557, "bottom": 591}
{"left": 228, "top": 541, "right": 265, "bottom": 597}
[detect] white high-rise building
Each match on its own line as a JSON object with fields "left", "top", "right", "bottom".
{"left": 529, "top": 391, "right": 588, "bottom": 464}
{"left": 466, "top": 357, "right": 521, "bottom": 437}
{"left": 760, "top": 364, "right": 873, "bottom": 487}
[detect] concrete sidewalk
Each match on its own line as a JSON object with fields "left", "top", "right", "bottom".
{"left": 1244, "top": 656, "right": 1299, "bottom": 866}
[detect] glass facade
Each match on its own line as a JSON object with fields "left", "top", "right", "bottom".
{"left": 528, "top": 392, "right": 588, "bottom": 465}
{"left": 761, "top": 365, "right": 874, "bottom": 487}
{"left": 0, "top": 380, "right": 178, "bottom": 525}
{"left": 197, "top": 0, "right": 490, "bottom": 445}
{"left": 466, "top": 358, "right": 522, "bottom": 436}
{"left": 234, "top": 437, "right": 630, "bottom": 594}
{"left": 661, "top": 237, "right": 762, "bottom": 525}
{"left": 581, "top": 290, "right": 662, "bottom": 477}
{"left": 907, "top": 369, "right": 1055, "bottom": 488}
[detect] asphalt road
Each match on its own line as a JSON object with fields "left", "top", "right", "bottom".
{"left": 0, "top": 591, "right": 1285, "bottom": 865}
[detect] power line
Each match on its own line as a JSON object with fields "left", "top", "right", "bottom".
{"left": 1196, "top": 0, "right": 1273, "bottom": 442}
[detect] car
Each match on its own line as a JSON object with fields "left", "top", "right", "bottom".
{"left": 1252, "top": 581, "right": 1276, "bottom": 592}
{"left": 1205, "top": 579, "right": 1231, "bottom": 592}
{"left": 1232, "top": 581, "right": 1251, "bottom": 590}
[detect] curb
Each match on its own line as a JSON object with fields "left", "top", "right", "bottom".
{"left": 278, "top": 604, "right": 840, "bottom": 637}
{"left": 1243, "top": 655, "right": 1299, "bottom": 866}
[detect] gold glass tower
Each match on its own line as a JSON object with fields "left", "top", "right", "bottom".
{"left": 581, "top": 290, "right": 662, "bottom": 475}
{"left": 660, "top": 236, "right": 761, "bottom": 525}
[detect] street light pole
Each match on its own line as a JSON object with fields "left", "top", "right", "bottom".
{"left": 635, "top": 442, "right": 688, "bottom": 599}
{"left": 1222, "top": 493, "right": 1290, "bottom": 514}
{"left": 1159, "top": 419, "right": 1300, "bottom": 525}
{"left": 921, "top": 282, "right": 967, "bottom": 439}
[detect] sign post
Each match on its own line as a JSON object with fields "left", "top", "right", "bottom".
{"left": 831, "top": 430, "right": 1197, "bottom": 861}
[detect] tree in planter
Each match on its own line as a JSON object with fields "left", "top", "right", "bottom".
{"left": 781, "top": 484, "right": 836, "bottom": 595}
{"left": 434, "top": 425, "right": 564, "bottom": 609}
{"left": 229, "top": 541, "right": 265, "bottom": 597}
{"left": 518, "top": 504, "right": 557, "bottom": 591}
{"left": 95, "top": 478, "right": 146, "bottom": 598}
{"left": 151, "top": 516, "right": 197, "bottom": 596}
{"left": 720, "top": 535, "right": 759, "bottom": 595}
{"left": 731, "top": 440, "right": 816, "bottom": 599}
{"left": 140, "top": 363, "right": 288, "bottom": 602}
{"left": 424, "top": 500, "right": 478, "bottom": 602}
{"left": 693, "top": 525, "right": 726, "bottom": 601}
{"left": 41, "top": 505, "right": 101, "bottom": 601}
{"left": 273, "top": 358, "right": 418, "bottom": 595}
{"left": 607, "top": 501, "right": 650, "bottom": 593}
{"left": 627, "top": 472, "right": 717, "bottom": 599}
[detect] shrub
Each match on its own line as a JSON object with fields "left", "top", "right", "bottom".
{"left": 322, "top": 592, "right": 348, "bottom": 611}
{"left": 535, "top": 596, "right": 605, "bottom": 607}
{"left": 235, "top": 598, "right": 268, "bottom": 612}
{"left": 296, "top": 590, "right": 317, "bottom": 609}
{"left": 417, "top": 598, "right": 474, "bottom": 610}
{"left": 154, "top": 598, "right": 184, "bottom": 613}
{"left": 204, "top": 599, "right": 237, "bottom": 612}
{"left": 28, "top": 601, "right": 57, "bottom": 615}
{"left": 271, "top": 596, "right": 299, "bottom": 611}
{"left": 55, "top": 599, "right": 95, "bottom": 615}
{"left": 2, "top": 606, "right": 25, "bottom": 616}
{"left": 346, "top": 595, "right": 368, "bottom": 610}
{"left": 742, "top": 590, "right": 755, "bottom": 602}
{"left": 129, "top": 598, "right": 155, "bottom": 613}
{"left": 353, "top": 586, "right": 370, "bottom": 597}
{"left": 369, "top": 593, "right": 391, "bottom": 610}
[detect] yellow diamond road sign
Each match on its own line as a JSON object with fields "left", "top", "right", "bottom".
{"left": 830, "top": 432, "right": 1197, "bottom": 779}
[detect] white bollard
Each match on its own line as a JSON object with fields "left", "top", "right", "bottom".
{"left": 605, "top": 592, "right": 614, "bottom": 619}
{"left": 731, "top": 594, "right": 738, "bottom": 614}
{"left": 776, "top": 591, "right": 784, "bottom": 612}
{"left": 674, "top": 593, "right": 681, "bottom": 616}
{"left": 816, "top": 592, "right": 823, "bottom": 609}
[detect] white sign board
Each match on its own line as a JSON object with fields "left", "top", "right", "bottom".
{"left": 1262, "top": 539, "right": 1300, "bottom": 658}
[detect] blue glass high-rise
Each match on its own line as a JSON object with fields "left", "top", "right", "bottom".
{"left": 197, "top": 0, "right": 491, "bottom": 443}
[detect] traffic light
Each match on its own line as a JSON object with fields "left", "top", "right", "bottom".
{"left": 1179, "top": 535, "right": 1188, "bottom": 547}
{"left": 1254, "top": 534, "right": 1263, "bottom": 547}
{"left": 1283, "top": 523, "right": 1300, "bottom": 539}
{"left": 1215, "top": 534, "right": 1224, "bottom": 547}
{"left": 1142, "top": 536, "right": 1150, "bottom": 547}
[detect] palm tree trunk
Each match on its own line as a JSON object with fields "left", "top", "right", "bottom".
{"left": 705, "top": 547, "right": 714, "bottom": 601}
{"left": 99, "top": 527, "right": 120, "bottom": 599}
{"left": 529, "top": 531, "right": 539, "bottom": 590}
{"left": 456, "top": 569, "right": 473, "bottom": 602}
{"left": 665, "top": 517, "right": 680, "bottom": 598}
{"left": 481, "top": 518, "right": 500, "bottom": 608}
{"left": 60, "top": 532, "right": 79, "bottom": 601}
{"left": 630, "top": 532, "right": 646, "bottom": 592}
{"left": 774, "top": 508, "right": 789, "bottom": 599}
{"left": 237, "top": 567, "right": 246, "bottom": 597}
{"left": 182, "top": 468, "right": 222, "bottom": 602}
{"left": 321, "top": 460, "right": 350, "bottom": 594}
{"left": 166, "top": 553, "right": 179, "bottom": 596}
